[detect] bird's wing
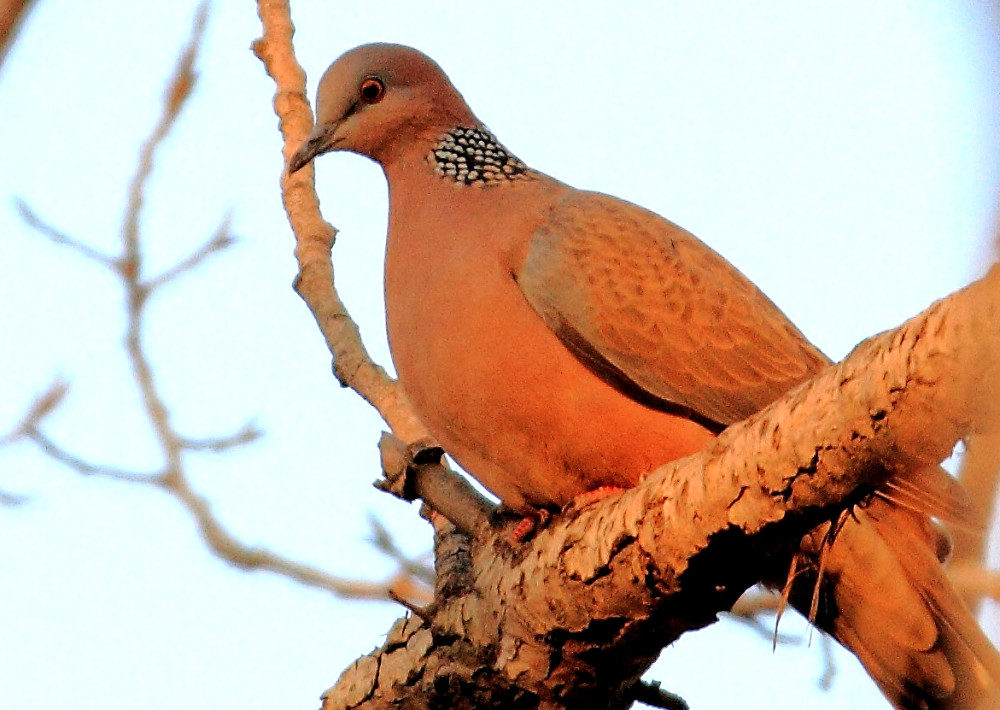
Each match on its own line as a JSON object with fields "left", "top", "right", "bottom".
{"left": 516, "top": 190, "right": 829, "bottom": 429}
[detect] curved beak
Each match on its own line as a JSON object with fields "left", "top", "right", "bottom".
{"left": 287, "top": 122, "right": 340, "bottom": 174}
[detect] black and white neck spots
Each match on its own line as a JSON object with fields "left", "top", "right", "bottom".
{"left": 429, "top": 126, "right": 531, "bottom": 185}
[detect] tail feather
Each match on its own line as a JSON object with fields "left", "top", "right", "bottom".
{"left": 868, "top": 494, "right": 1000, "bottom": 708}
{"left": 774, "top": 466, "right": 1000, "bottom": 709}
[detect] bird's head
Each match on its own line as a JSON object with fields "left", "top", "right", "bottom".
{"left": 288, "top": 43, "right": 478, "bottom": 172}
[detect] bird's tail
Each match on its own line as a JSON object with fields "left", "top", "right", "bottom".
{"left": 779, "top": 466, "right": 1000, "bottom": 709}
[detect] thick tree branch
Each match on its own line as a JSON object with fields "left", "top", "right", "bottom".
{"left": 316, "top": 268, "right": 1000, "bottom": 709}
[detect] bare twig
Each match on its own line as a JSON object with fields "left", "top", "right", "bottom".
{"left": 119, "top": 2, "right": 207, "bottom": 294}
{"left": 9, "top": 2, "right": 427, "bottom": 604}
{"left": 0, "top": 380, "right": 67, "bottom": 503}
{"left": 252, "top": 0, "right": 489, "bottom": 584}
{"left": 818, "top": 634, "right": 836, "bottom": 691}
{"left": 629, "top": 681, "right": 689, "bottom": 710}
{"left": 24, "top": 428, "right": 162, "bottom": 483}
{"left": 251, "top": 0, "right": 429, "bottom": 445}
{"left": 387, "top": 588, "right": 434, "bottom": 620}
{"left": 146, "top": 212, "right": 236, "bottom": 291}
{"left": 179, "top": 421, "right": 262, "bottom": 452}
{"left": 0, "top": 378, "right": 68, "bottom": 447}
{"left": 0, "top": 488, "right": 28, "bottom": 506}
{"left": 14, "top": 199, "right": 116, "bottom": 268}
{"left": 367, "top": 515, "right": 435, "bottom": 585}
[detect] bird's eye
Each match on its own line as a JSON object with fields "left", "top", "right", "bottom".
{"left": 360, "top": 78, "right": 385, "bottom": 104}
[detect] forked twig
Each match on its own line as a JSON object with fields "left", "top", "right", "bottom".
{"left": 8, "top": 1, "right": 426, "bottom": 604}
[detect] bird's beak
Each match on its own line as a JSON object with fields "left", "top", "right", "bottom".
{"left": 287, "top": 122, "right": 340, "bottom": 174}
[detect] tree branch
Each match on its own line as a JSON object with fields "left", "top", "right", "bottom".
{"left": 628, "top": 681, "right": 689, "bottom": 710}
{"left": 251, "top": 0, "right": 429, "bottom": 445}
{"left": 145, "top": 212, "right": 237, "bottom": 291}
{"left": 315, "top": 267, "right": 1000, "bottom": 709}
{"left": 10, "top": 3, "right": 427, "bottom": 607}
{"left": 14, "top": 198, "right": 117, "bottom": 269}
{"left": 178, "top": 420, "right": 262, "bottom": 452}
{"left": 25, "top": 428, "right": 163, "bottom": 483}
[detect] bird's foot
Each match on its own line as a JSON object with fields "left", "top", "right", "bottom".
{"left": 490, "top": 506, "right": 552, "bottom": 543}
{"left": 568, "top": 485, "right": 628, "bottom": 510}
{"left": 510, "top": 516, "right": 535, "bottom": 542}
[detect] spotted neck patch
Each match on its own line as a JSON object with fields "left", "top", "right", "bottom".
{"left": 428, "top": 126, "right": 531, "bottom": 185}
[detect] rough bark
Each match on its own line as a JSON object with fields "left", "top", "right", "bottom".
{"left": 318, "top": 268, "right": 1000, "bottom": 709}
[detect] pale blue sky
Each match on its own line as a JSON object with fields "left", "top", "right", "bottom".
{"left": 0, "top": 2, "right": 997, "bottom": 708}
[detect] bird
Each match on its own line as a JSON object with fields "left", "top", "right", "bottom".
{"left": 289, "top": 42, "right": 1000, "bottom": 709}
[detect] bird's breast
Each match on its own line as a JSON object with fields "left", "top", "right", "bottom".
{"left": 383, "top": 176, "right": 715, "bottom": 510}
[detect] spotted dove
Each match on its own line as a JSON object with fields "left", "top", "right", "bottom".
{"left": 289, "top": 43, "right": 1000, "bottom": 709}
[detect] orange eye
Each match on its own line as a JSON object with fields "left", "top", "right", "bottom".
{"left": 360, "top": 78, "right": 385, "bottom": 104}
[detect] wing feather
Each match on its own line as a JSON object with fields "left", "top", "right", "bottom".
{"left": 517, "top": 190, "right": 829, "bottom": 427}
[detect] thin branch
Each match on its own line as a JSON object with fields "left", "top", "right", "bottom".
{"left": 252, "top": 0, "right": 429, "bottom": 445}
{"left": 179, "top": 420, "right": 262, "bottom": 452}
{"left": 18, "top": 403, "right": 420, "bottom": 599}
{"left": 252, "top": 3, "right": 489, "bottom": 610}
{"left": 0, "top": 378, "right": 69, "bottom": 448}
{"left": 119, "top": 1, "right": 207, "bottom": 289}
{"left": 818, "top": 634, "right": 836, "bottom": 691}
{"left": 146, "top": 212, "right": 237, "bottom": 291}
{"left": 629, "top": 681, "right": 689, "bottom": 710}
{"left": 24, "top": 428, "right": 162, "bottom": 483}
{"left": 367, "top": 515, "right": 435, "bottom": 585}
{"left": 387, "top": 588, "right": 434, "bottom": 620}
{"left": 9, "top": 3, "right": 424, "bottom": 605}
{"left": 164, "top": 473, "right": 411, "bottom": 597}
{"left": 376, "top": 432, "right": 494, "bottom": 537}
{"left": 0, "top": 488, "right": 29, "bottom": 506}
{"left": 108, "top": 0, "right": 204, "bottom": 518}
{"left": 15, "top": 198, "right": 116, "bottom": 268}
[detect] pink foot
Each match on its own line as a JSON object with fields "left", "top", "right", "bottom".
{"left": 511, "top": 516, "right": 536, "bottom": 542}
{"left": 570, "top": 485, "right": 628, "bottom": 509}
{"left": 509, "top": 509, "right": 552, "bottom": 543}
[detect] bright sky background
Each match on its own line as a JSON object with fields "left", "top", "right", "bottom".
{"left": 1, "top": 1, "right": 998, "bottom": 709}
